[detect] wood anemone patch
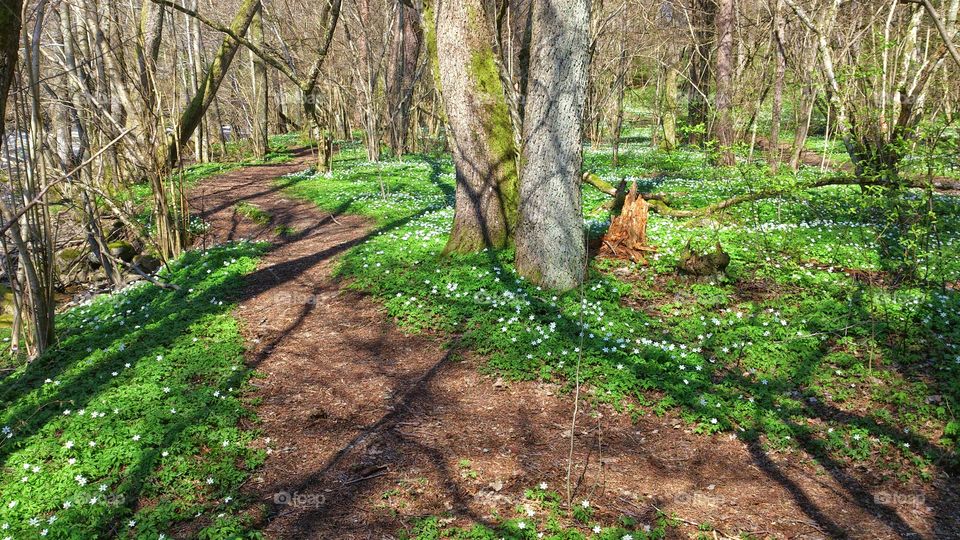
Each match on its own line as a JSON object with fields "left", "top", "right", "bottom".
{"left": 598, "top": 182, "right": 657, "bottom": 264}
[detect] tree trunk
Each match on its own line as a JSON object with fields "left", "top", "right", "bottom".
{"left": 661, "top": 47, "right": 681, "bottom": 150}
{"left": 16, "top": 3, "right": 56, "bottom": 357}
{"left": 147, "top": 0, "right": 262, "bottom": 260}
{"left": 432, "top": 0, "right": 520, "bottom": 254}
{"left": 713, "top": 0, "right": 735, "bottom": 165}
{"left": 687, "top": 0, "right": 714, "bottom": 145}
{"left": 0, "top": 0, "right": 22, "bottom": 142}
{"left": 386, "top": 1, "right": 422, "bottom": 157}
{"left": 515, "top": 0, "right": 589, "bottom": 291}
{"left": 788, "top": 34, "right": 818, "bottom": 170}
{"left": 768, "top": 0, "right": 785, "bottom": 172}
{"left": 611, "top": 7, "right": 627, "bottom": 168}
{"left": 250, "top": 7, "right": 269, "bottom": 159}
{"left": 164, "top": 0, "right": 261, "bottom": 168}
{"left": 57, "top": 6, "right": 122, "bottom": 287}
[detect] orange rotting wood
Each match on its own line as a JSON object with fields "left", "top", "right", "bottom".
{"left": 598, "top": 182, "right": 657, "bottom": 264}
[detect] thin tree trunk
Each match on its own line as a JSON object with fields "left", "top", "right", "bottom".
{"left": 164, "top": 0, "right": 262, "bottom": 167}
{"left": 768, "top": 0, "right": 785, "bottom": 171}
{"left": 515, "top": 0, "right": 590, "bottom": 291}
{"left": 687, "top": 0, "right": 714, "bottom": 145}
{"left": 250, "top": 7, "right": 269, "bottom": 159}
{"left": 611, "top": 3, "right": 627, "bottom": 168}
{"left": 386, "top": 1, "right": 422, "bottom": 157}
{"left": 788, "top": 38, "right": 818, "bottom": 170}
{"left": 57, "top": 6, "right": 122, "bottom": 287}
{"left": 714, "top": 0, "right": 735, "bottom": 165}
{"left": 661, "top": 47, "right": 681, "bottom": 150}
{"left": 15, "top": 3, "right": 56, "bottom": 356}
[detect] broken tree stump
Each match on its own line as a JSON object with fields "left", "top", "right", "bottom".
{"left": 678, "top": 241, "right": 731, "bottom": 276}
{"left": 598, "top": 182, "right": 657, "bottom": 264}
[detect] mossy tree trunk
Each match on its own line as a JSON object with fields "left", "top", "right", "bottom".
{"left": 154, "top": 0, "right": 261, "bottom": 260}
{"left": 661, "top": 47, "right": 681, "bottom": 150}
{"left": 250, "top": 8, "right": 269, "bottom": 159}
{"left": 164, "top": 0, "right": 261, "bottom": 168}
{"left": 514, "top": 0, "right": 589, "bottom": 291}
{"left": 432, "top": 0, "right": 520, "bottom": 254}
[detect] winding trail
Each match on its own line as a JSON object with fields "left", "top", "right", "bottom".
{"left": 187, "top": 152, "right": 958, "bottom": 539}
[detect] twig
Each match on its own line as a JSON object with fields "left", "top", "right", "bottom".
{"left": 343, "top": 470, "right": 388, "bottom": 485}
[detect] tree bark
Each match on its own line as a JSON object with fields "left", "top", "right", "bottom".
{"left": 0, "top": 0, "right": 22, "bottom": 142}
{"left": 687, "top": 0, "right": 714, "bottom": 145}
{"left": 386, "top": 1, "right": 423, "bottom": 157}
{"left": 250, "top": 7, "right": 269, "bottom": 158}
{"left": 768, "top": 0, "right": 785, "bottom": 172}
{"left": 432, "top": 0, "right": 520, "bottom": 254}
{"left": 515, "top": 0, "right": 590, "bottom": 291}
{"left": 713, "top": 0, "right": 735, "bottom": 165}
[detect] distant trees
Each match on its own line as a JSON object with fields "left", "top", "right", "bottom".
{"left": 386, "top": 2, "right": 423, "bottom": 157}
{"left": 713, "top": 0, "right": 735, "bottom": 164}
{"left": 687, "top": 0, "right": 715, "bottom": 146}
{"left": 783, "top": 0, "right": 947, "bottom": 180}
{"left": 0, "top": 0, "right": 958, "bottom": 366}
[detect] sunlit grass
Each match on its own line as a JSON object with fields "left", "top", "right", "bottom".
{"left": 0, "top": 242, "right": 267, "bottom": 539}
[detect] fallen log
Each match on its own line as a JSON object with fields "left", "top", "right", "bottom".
{"left": 582, "top": 173, "right": 672, "bottom": 204}
{"left": 583, "top": 171, "right": 944, "bottom": 219}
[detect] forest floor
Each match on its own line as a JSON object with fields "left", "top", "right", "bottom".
{"left": 186, "top": 149, "right": 960, "bottom": 539}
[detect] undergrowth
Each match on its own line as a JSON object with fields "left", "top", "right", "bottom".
{"left": 0, "top": 242, "right": 268, "bottom": 539}
{"left": 282, "top": 143, "right": 960, "bottom": 486}
{"left": 401, "top": 486, "right": 678, "bottom": 540}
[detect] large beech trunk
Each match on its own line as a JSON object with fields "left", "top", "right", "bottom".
{"left": 433, "top": 0, "right": 519, "bottom": 254}
{"left": 514, "top": 0, "right": 590, "bottom": 291}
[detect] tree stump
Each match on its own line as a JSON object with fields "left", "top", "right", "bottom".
{"left": 678, "top": 241, "right": 731, "bottom": 276}
{"left": 598, "top": 182, "right": 656, "bottom": 264}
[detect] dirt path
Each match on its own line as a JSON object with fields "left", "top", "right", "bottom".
{"left": 188, "top": 154, "right": 958, "bottom": 539}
